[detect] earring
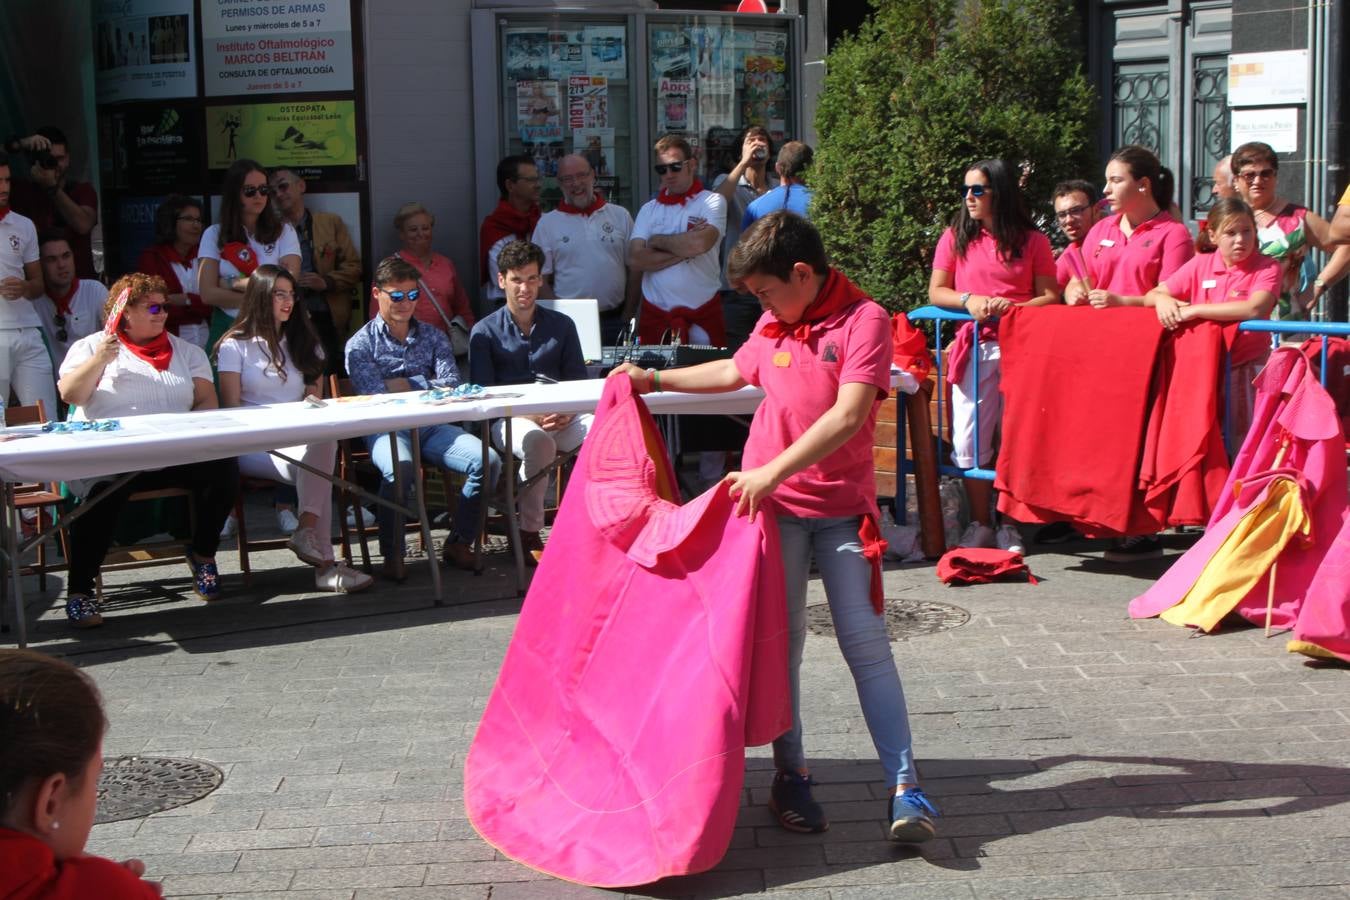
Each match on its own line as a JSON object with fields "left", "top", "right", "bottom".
{"left": 51, "top": 821, "right": 60, "bottom": 830}
{"left": 1138, "top": 187, "right": 1145, "bottom": 192}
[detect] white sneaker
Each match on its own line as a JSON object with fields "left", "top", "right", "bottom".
{"left": 345, "top": 506, "right": 376, "bottom": 528}
{"left": 286, "top": 526, "right": 328, "bottom": 567}
{"left": 995, "top": 523, "right": 1026, "bottom": 555}
{"left": 957, "top": 522, "right": 996, "bottom": 549}
{"left": 277, "top": 508, "right": 301, "bottom": 535}
{"left": 316, "top": 562, "right": 374, "bottom": 593}
{"left": 219, "top": 515, "right": 238, "bottom": 539}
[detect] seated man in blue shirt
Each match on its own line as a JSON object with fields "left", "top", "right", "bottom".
{"left": 469, "top": 240, "right": 590, "bottom": 564}
{"left": 346, "top": 256, "right": 502, "bottom": 579}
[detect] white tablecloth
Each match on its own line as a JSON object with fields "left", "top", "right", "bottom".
{"left": 0, "top": 380, "right": 767, "bottom": 485}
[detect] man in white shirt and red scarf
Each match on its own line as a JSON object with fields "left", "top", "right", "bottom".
{"left": 480, "top": 155, "right": 542, "bottom": 310}
{"left": 628, "top": 134, "right": 727, "bottom": 347}
{"left": 531, "top": 154, "right": 636, "bottom": 345}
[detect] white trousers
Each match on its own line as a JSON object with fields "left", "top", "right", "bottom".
{"left": 0, "top": 327, "right": 57, "bottom": 418}
{"left": 490, "top": 414, "right": 592, "bottom": 532}
{"left": 238, "top": 441, "right": 337, "bottom": 563}
{"left": 950, "top": 338, "right": 1001, "bottom": 469}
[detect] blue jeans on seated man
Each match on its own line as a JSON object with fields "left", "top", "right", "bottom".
{"left": 365, "top": 424, "right": 502, "bottom": 561}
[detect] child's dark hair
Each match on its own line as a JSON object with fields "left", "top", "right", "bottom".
{"left": 0, "top": 650, "right": 107, "bottom": 816}
{"left": 727, "top": 211, "right": 828, "bottom": 285}
{"left": 1195, "top": 197, "right": 1256, "bottom": 255}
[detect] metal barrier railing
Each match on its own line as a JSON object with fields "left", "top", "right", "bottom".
{"left": 894, "top": 305, "right": 1349, "bottom": 524}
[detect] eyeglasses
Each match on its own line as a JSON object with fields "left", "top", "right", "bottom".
{"left": 558, "top": 172, "right": 593, "bottom": 184}
{"left": 271, "top": 180, "right": 292, "bottom": 192}
{"left": 272, "top": 289, "right": 295, "bottom": 301}
{"left": 176, "top": 215, "right": 203, "bottom": 224}
{"left": 654, "top": 161, "right": 688, "bottom": 175}
{"left": 133, "top": 303, "right": 165, "bottom": 315}
{"left": 960, "top": 184, "right": 990, "bottom": 198}
{"left": 241, "top": 185, "right": 271, "bottom": 198}
{"left": 53, "top": 313, "right": 67, "bottom": 343}
{"left": 1055, "top": 204, "right": 1091, "bottom": 221}
{"left": 382, "top": 288, "right": 421, "bottom": 304}
{"left": 1238, "top": 168, "right": 1277, "bottom": 184}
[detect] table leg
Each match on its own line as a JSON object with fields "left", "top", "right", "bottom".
{"left": 501, "top": 417, "right": 525, "bottom": 595}
{"left": 408, "top": 428, "right": 444, "bottom": 605}
{"left": 4, "top": 482, "right": 27, "bottom": 648}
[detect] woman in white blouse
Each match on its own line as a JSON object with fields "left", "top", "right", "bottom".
{"left": 198, "top": 158, "right": 301, "bottom": 353}
{"left": 57, "top": 273, "right": 239, "bottom": 628}
{"left": 216, "top": 265, "right": 372, "bottom": 594}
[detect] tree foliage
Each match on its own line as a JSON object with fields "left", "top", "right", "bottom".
{"left": 811, "top": 0, "right": 1099, "bottom": 310}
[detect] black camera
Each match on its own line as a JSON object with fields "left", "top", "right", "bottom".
{"left": 32, "top": 150, "right": 59, "bottom": 170}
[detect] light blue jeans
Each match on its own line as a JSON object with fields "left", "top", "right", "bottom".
{"left": 365, "top": 424, "right": 501, "bottom": 559}
{"left": 772, "top": 514, "right": 917, "bottom": 787}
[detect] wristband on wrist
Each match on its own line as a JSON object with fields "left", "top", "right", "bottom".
{"left": 959, "top": 292, "right": 972, "bottom": 311}
{"left": 652, "top": 369, "right": 662, "bottom": 392}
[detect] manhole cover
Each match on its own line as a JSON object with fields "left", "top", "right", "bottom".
{"left": 96, "top": 757, "right": 224, "bottom": 824}
{"left": 807, "top": 598, "right": 970, "bottom": 641}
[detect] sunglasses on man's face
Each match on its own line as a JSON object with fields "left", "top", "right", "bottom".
{"left": 960, "top": 184, "right": 990, "bottom": 198}
{"left": 383, "top": 289, "right": 421, "bottom": 304}
{"left": 1055, "top": 204, "right": 1091, "bottom": 221}
{"left": 654, "top": 161, "right": 687, "bottom": 175}
{"left": 241, "top": 185, "right": 271, "bottom": 198}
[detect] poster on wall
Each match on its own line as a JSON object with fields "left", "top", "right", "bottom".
{"left": 584, "top": 26, "right": 627, "bottom": 79}
{"left": 516, "top": 80, "right": 561, "bottom": 130}
{"left": 95, "top": 0, "right": 197, "bottom": 102}
{"left": 205, "top": 101, "right": 358, "bottom": 181}
{"left": 505, "top": 29, "right": 550, "bottom": 80}
{"left": 573, "top": 128, "right": 614, "bottom": 177}
{"left": 567, "top": 76, "right": 608, "bottom": 129}
{"left": 657, "top": 77, "right": 693, "bottom": 133}
{"left": 651, "top": 28, "right": 693, "bottom": 81}
{"left": 103, "top": 106, "right": 203, "bottom": 193}
{"left": 548, "top": 29, "right": 587, "bottom": 79}
{"left": 201, "top": 0, "right": 354, "bottom": 97}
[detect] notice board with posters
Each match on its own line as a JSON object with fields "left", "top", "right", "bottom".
{"left": 94, "top": 0, "right": 368, "bottom": 280}
{"left": 472, "top": 9, "right": 802, "bottom": 225}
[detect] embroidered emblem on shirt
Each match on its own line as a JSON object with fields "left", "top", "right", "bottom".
{"left": 265, "top": 243, "right": 276, "bottom": 254}
{"left": 687, "top": 216, "right": 708, "bottom": 231}
{"left": 821, "top": 342, "right": 839, "bottom": 363}
{"left": 9, "top": 235, "right": 20, "bottom": 252}
{"left": 773, "top": 351, "right": 791, "bottom": 367}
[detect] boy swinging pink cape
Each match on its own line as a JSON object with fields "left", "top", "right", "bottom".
{"left": 464, "top": 377, "right": 791, "bottom": 887}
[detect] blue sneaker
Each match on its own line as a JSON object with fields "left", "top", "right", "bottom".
{"left": 769, "top": 769, "right": 828, "bottom": 833}
{"left": 185, "top": 551, "right": 222, "bottom": 601}
{"left": 888, "top": 786, "right": 938, "bottom": 843}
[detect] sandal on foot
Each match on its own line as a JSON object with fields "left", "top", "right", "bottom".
{"left": 185, "top": 551, "right": 222, "bottom": 601}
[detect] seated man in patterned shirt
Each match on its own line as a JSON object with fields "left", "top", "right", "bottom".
{"left": 345, "top": 256, "right": 502, "bottom": 580}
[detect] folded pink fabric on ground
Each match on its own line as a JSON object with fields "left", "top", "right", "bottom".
{"left": 464, "top": 377, "right": 791, "bottom": 888}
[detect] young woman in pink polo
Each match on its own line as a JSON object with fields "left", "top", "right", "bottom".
{"left": 928, "top": 158, "right": 1058, "bottom": 553}
{"left": 1066, "top": 144, "right": 1195, "bottom": 561}
{"left": 1146, "top": 197, "right": 1281, "bottom": 439}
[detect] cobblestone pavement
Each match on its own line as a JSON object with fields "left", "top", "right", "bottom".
{"left": 9, "top": 523, "right": 1350, "bottom": 899}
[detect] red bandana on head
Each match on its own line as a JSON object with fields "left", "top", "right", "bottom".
{"left": 656, "top": 179, "right": 705, "bottom": 206}
{"left": 759, "top": 268, "right": 869, "bottom": 342}
{"left": 557, "top": 193, "right": 607, "bottom": 216}
{"left": 220, "top": 241, "right": 258, "bottom": 276}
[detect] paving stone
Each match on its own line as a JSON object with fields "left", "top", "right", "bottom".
{"left": 189, "top": 828, "right": 318, "bottom": 852}
{"left": 314, "top": 822, "right": 442, "bottom": 846}
{"left": 291, "top": 866, "right": 427, "bottom": 889}
{"left": 235, "top": 846, "right": 372, "bottom": 872}
{"left": 159, "top": 871, "right": 296, "bottom": 894}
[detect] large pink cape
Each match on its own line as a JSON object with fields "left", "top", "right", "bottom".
{"left": 464, "top": 378, "right": 791, "bottom": 887}
{"left": 1130, "top": 349, "right": 1348, "bottom": 635}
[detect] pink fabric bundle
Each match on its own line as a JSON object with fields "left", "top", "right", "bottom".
{"left": 464, "top": 377, "right": 791, "bottom": 887}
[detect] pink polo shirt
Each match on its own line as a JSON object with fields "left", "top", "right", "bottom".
{"left": 1161, "top": 250, "right": 1281, "bottom": 365}
{"left": 733, "top": 289, "right": 892, "bottom": 520}
{"left": 1081, "top": 211, "right": 1194, "bottom": 297}
{"left": 932, "top": 228, "right": 1056, "bottom": 302}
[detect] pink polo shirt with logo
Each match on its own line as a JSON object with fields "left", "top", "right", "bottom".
{"left": 733, "top": 289, "right": 892, "bottom": 520}
{"left": 1081, "top": 211, "right": 1194, "bottom": 297}
{"left": 1161, "top": 249, "right": 1281, "bottom": 365}
{"left": 932, "top": 228, "right": 1056, "bottom": 301}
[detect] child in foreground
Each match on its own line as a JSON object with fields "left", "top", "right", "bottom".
{"left": 0, "top": 649, "right": 162, "bottom": 898}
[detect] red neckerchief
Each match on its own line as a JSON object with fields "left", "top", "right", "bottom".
{"left": 220, "top": 241, "right": 258, "bottom": 276}
{"left": 0, "top": 206, "right": 9, "bottom": 223}
{"left": 480, "top": 199, "right": 541, "bottom": 276}
{"left": 51, "top": 278, "right": 80, "bottom": 316}
{"left": 118, "top": 330, "right": 174, "bottom": 371}
{"left": 759, "top": 268, "right": 869, "bottom": 341}
{"left": 557, "top": 192, "right": 607, "bottom": 216}
{"left": 656, "top": 179, "right": 705, "bottom": 206}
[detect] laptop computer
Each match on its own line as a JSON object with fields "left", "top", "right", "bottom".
{"left": 538, "top": 298, "right": 603, "bottom": 363}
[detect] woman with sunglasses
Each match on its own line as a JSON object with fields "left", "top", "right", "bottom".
{"left": 928, "top": 159, "right": 1058, "bottom": 553}
{"left": 56, "top": 273, "right": 238, "bottom": 627}
{"left": 136, "top": 193, "right": 210, "bottom": 348}
{"left": 198, "top": 158, "right": 300, "bottom": 356}
{"left": 1229, "top": 141, "right": 1348, "bottom": 318}
{"left": 215, "top": 265, "right": 373, "bottom": 594}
